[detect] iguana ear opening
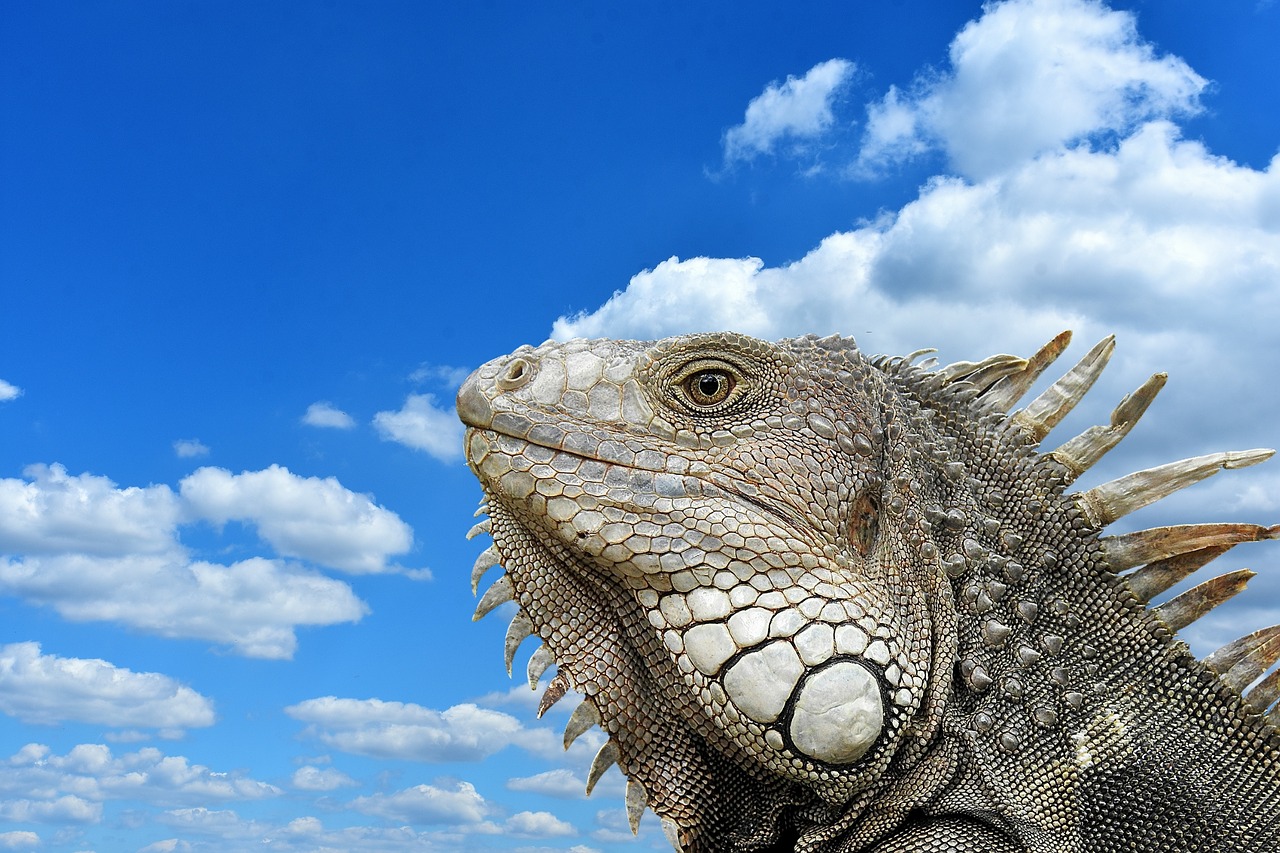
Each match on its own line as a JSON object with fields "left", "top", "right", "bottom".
{"left": 848, "top": 492, "right": 879, "bottom": 558}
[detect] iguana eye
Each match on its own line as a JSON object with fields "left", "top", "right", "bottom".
{"left": 687, "top": 371, "right": 733, "bottom": 406}
{"left": 672, "top": 360, "right": 745, "bottom": 411}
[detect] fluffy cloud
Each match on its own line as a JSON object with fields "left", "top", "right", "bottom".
{"left": 856, "top": 0, "right": 1207, "bottom": 178}
{"left": 0, "top": 832, "right": 39, "bottom": 850}
{"left": 172, "top": 439, "right": 210, "bottom": 459}
{"left": 373, "top": 393, "right": 465, "bottom": 463}
{"left": 302, "top": 401, "right": 356, "bottom": 430}
{"left": 0, "top": 642, "right": 214, "bottom": 731}
{"left": 179, "top": 465, "right": 412, "bottom": 574}
{"left": 0, "top": 381, "right": 22, "bottom": 402}
{"left": 285, "top": 697, "right": 526, "bottom": 762}
{"left": 722, "top": 58, "right": 855, "bottom": 165}
{"left": 0, "top": 464, "right": 180, "bottom": 556}
{"left": 551, "top": 4, "right": 1280, "bottom": 457}
{"left": 0, "top": 462, "right": 405, "bottom": 657}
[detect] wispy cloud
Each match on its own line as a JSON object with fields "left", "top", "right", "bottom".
{"left": 301, "top": 401, "right": 356, "bottom": 430}
{"left": 721, "top": 58, "right": 855, "bottom": 167}
{"left": 172, "top": 439, "right": 210, "bottom": 458}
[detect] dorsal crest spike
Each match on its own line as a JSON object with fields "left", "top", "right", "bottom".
{"left": 1205, "top": 625, "right": 1280, "bottom": 693}
{"left": 1102, "top": 523, "right": 1279, "bottom": 572}
{"left": 471, "top": 544, "right": 502, "bottom": 594}
{"left": 503, "top": 611, "right": 535, "bottom": 675}
{"left": 1049, "top": 372, "right": 1167, "bottom": 481}
{"left": 625, "top": 777, "right": 649, "bottom": 834}
{"left": 536, "top": 672, "right": 570, "bottom": 718}
{"left": 1153, "top": 569, "right": 1255, "bottom": 632}
{"left": 563, "top": 697, "right": 600, "bottom": 749}
{"left": 1074, "top": 449, "right": 1275, "bottom": 529}
{"left": 473, "top": 574, "right": 514, "bottom": 620}
{"left": 1011, "top": 335, "right": 1115, "bottom": 442}
{"left": 1125, "top": 545, "right": 1234, "bottom": 603}
{"left": 526, "top": 643, "right": 555, "bottom": 689}
{"left": 586, "top": 740, "right": 619, "bottom": 795}
{"left": 981, "top": 330, "right": 1073, "bottom": 412}
{"left": 1246, "top": 667, "right": 1280, "bottom": 713}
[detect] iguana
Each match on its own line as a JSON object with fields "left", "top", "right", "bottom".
{"left": 456, "top": 331, "right": 1280, "bottom": 852}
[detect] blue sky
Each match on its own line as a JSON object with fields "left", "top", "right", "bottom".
{"left": 1, "top": 1, "right": 1279, "bottom": 850}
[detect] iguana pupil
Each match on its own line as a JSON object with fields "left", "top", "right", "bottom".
{"left": 457, "top": 330, "right": 1280, "bottom": 853}
{"left": 690, "top": 370, "right": 732, "bottom": 405}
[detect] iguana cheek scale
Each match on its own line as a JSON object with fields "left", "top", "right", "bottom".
{"left": 457, "top": 331, "right": 1280, "bottom": 852}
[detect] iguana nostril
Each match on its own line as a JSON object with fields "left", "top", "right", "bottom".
{"left": 496, "top": 357, "right": 535, "bottom": 391}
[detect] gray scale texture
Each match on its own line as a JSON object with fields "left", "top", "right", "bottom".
{"left": 456, "top": 331, "right": 1280, "bottom": 852}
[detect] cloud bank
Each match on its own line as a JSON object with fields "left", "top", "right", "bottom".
{"left": 551, "top": 0, "right": 1280, "bottom": 650}
{"left": 0, "top": 463, "right": 419, "bottom": 658}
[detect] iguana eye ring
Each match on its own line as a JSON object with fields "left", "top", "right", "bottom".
{"left": 671, "top": 359, "right": 746, "bottom": 411}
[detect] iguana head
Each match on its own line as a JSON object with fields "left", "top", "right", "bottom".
{"left": 458, "top": 332, "right": 962, "bottom": 847}
{"left": 457, "top": 330, "right": 1279, "bottom": 851}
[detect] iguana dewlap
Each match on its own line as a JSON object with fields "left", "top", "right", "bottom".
{"left": 457, "top": 331, "right": 1280, "bottom": 852}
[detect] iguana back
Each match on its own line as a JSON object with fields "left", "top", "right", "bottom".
{"left": 456, "top": 331, "right": 1280, "bottom": 852}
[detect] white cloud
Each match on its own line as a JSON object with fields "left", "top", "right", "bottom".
{"left": 290, "top": 765, "right": 356, "bottom": 792}
{"left": 0, "top": 464, "right": 180, "bottom": 556}
{"left": 550, "top": 0, "right": 1280, "bottom": 623}
{"left": 722, "top": 58, "right": 855, "bottom": 165}
{"left": 0, "top": 832, "right": 39, "bottom": 850}
{"left": 0, "top": 794, "right": 99, "bottom": 824}
{"left": 856, "top": 0, "right": 1207, "bottom": 178}
{"left": 0, "top": 554, "right": 367, "bottom": 659}
{"left": 0, "top": 642, "right": 215, "bottom": 731}
{"left": 172, "top": 439, "right": 210, "bottom": 459}
{"left": 285, "top": 697, "right": 526, "bottom": 762}
{"left": 0, "top": 380, "right": 21, "bottom": 403}
{"left": 506, "top": 769, "right": 588, "bottom": 800}
{"left": 373, "top": 393, "right": 465, "bottom": 463}
{"left": 0, "top": 462, "right": 389, "bottom": 657}
{"left": 350, "top": 780, "right": 491, "bottom": 825}
{"left": 179, "top": 465, "right": 413, "bottom": 574}
{"left": 408, "top": 364, "right": 471, "bottom": 388}
{"left": 504, "top": 810, "right": 576, "bottom": 837}
{"left": 302, "top": 401, "right": 356, "bottom": 430}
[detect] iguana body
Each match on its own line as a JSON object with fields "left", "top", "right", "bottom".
{"left": 456, "top": 331, "right": 1280, "bottom": 852}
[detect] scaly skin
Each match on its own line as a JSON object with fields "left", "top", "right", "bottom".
{"left": 457, "top": 331, "right": 1280, "bottom": 852}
